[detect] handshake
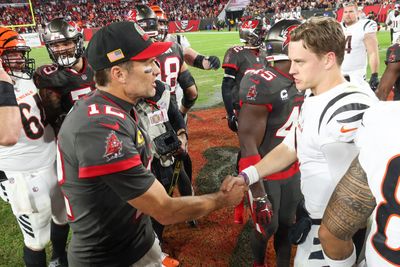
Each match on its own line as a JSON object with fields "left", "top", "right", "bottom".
{"left": 221, "top": 175, "right": 273, "bottom": 235}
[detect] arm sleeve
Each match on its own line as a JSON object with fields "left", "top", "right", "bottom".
{"left": 222, "top": 67, "right": 238, "bottom": 116}
{"left": 222, "top": 47, "right": 239, "bottom": 71}
{"left": 239, "top": 71, "right": 274, "bottom": 111}
{"left": 168, "top": 92, "right": 186, "bottom": 131}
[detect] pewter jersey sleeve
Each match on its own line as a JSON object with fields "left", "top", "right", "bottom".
{"left": 356, "top": 102, "right": 400, "bottom": 267}
{"left": 341, "top": 19, "right": 377, "bottom": 74}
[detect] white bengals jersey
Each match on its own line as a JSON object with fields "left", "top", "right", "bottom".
{"left": 0, "top": 78, "right": 56, "bottom": 171}
{"left": 288, "top": 82, "right": 377, "bottom": 219}
{"left": 356, "top": 102, "right": 400, "bottom": 267}
{"left": 341, "top": 19, "right": 377, "bottom": 75}
{"left": 391, "top": 14, "right": 400, "bottom": 43}
{"left": 387, "top": 10, "right": 400, "bottom": 32}
{"left": 165, "top": 34, "right": 191, "bottom": 49}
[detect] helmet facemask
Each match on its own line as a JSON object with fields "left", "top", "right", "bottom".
{"left": 137, "top": 18, "right": 159, "bottom": 40}
{"left": 156, "top": 19, "right": 168, "bottom": 41}
{"left": 42, "top": 19, "right": 84, "bottom": 68}
{"left": 1, "top": 46, "right": 35, "bottom": 80}
{"left": 46, "top": 36, "right": 83, "bottom": 67}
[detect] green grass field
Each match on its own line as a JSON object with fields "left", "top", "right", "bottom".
{"left": 0, "top": 30, "right": 392, "bottom": 267}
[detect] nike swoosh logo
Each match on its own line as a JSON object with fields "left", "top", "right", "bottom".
{"left": 340, "top": 126, "right": 357, "bottom": 133}
{"left": 250, "top": 78, "right": 260, "bottom": 84}
{"left": 99, "top": 122, "right": 120, "bottom": 131}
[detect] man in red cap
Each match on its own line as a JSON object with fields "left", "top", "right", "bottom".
{"left": 57, "top": 21, "right": 247, "bottom": 267}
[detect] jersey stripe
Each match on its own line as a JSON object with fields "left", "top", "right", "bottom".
{"left": 363, "top": 20, "right": 372, "bottom": 31}
{"left": 79, "top": 155, "right": 142, "bottom": 178}
{"left": 222, "top": 63, "right": 239, "bottom": 71}
{"left": 326, "top": 103, "right": 369, "bottom": 124}
{"left": 318, "top": 91, "right": 369, "bottom": 133}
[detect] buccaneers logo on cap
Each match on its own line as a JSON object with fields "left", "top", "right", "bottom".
{"left": 103, "top": 131, "right": 124, "bottom": 161}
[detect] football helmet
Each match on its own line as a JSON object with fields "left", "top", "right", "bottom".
{"left": 239, "top": 18, "right": 267, "bottom": 47}
{"left": 150, "top": 5, "right": 169, "bottom": 41}
{"left": 126, "top": 5, "right": 158, "bottom": 39}
{"left": 42, "top": 18, "right": 84, "bottom": 67}
{"left": 264, "top": 19, "right": 301, "bottom": 62}
{"left": 0, "top": 27, "right": 35, "bottom": 79}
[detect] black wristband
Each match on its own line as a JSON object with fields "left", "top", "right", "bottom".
{"left": 371, "top": 72, "right": 378, "bottom": 78}
{"left": 193, "top": 54, "right": 205, "bottom": 69}
{"left": 0, "top": 81, "right": 18, "bottom": 107}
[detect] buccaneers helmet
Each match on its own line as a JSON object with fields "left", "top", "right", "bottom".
{"left": 126, "top": 5, "right": 158, "bottom": 39}
{"left": 42, "top": 18, "right": 84, "bottom": 67}
{"left": 150, "top": 5, "right": 168, "bottom": 41}
{"left": 0, "top": 27, "right": 35, "bottom": 79}
{"left": 239, "top": 17, "right": 267, "bottom": 47}
{"left": 264, "top": 19, "right": 301, "bottom": 62}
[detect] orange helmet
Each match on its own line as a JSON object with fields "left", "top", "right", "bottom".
{"left": 150, "top": 5, "right": 169, "bottom": 41}
{"left": 150, "top": 5, "right": 167, "bottom": 22}
{"left": 0, "top": 27, "right": 35, "bottom": 79}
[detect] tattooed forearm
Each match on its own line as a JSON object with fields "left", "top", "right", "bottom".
{"left": 322, "top": 156, "right": 376, "bottom": 240}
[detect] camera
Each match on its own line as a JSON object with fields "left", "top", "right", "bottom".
{"left": 153, "top": 130, "right": 181, "bottom": 156}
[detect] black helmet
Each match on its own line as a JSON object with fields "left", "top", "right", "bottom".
{"left": 42, "top": 18, "right": 84, "bottom": 67}
{"left": 264, "top": 19, "right": 301, "bottom": 62}
{"left": 126, "top": 5, "right": 158, "bottom": 40}
{"left": 239, "top": 17, "right": 267, "bottom": 47}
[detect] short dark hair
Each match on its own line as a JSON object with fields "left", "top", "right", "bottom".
{"left": 94, "top": 61, "right": 133, "bottom": 87}
{"left": 290, "top": 17, "right": 346, "bottom": 65}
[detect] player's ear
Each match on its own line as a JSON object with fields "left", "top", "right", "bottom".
{"left": 324, "top": 51, "right": 336, "bottom": 70}
{"left": 110, "top": 65, "right": 127, "bottom": 84}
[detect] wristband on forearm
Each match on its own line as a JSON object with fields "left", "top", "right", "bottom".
{"left": 239, "top": 165, "right": 259, "bottom": 185}
{"left": 0, "top": 81, "right": 18, "bottom": 107}
{"left": 193, "top": 54, "right": 206, "bottom": 69}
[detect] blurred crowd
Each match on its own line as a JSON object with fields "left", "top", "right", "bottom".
{"left": 0, "top": 0, "right": 227, "bottom": 31}
{"left": 0, "top": 0, "right": 394, "bottom": 33}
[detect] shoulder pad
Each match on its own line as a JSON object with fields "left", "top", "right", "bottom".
{"left": 386, "top": 43, "right": 400, "bottom": 63}
{"left": 34, "top": 64, "right": 65, "bottom": 90}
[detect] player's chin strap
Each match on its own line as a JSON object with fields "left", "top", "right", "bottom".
{"left": 168, "top": 159, "right": 183, "bottom": 196}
